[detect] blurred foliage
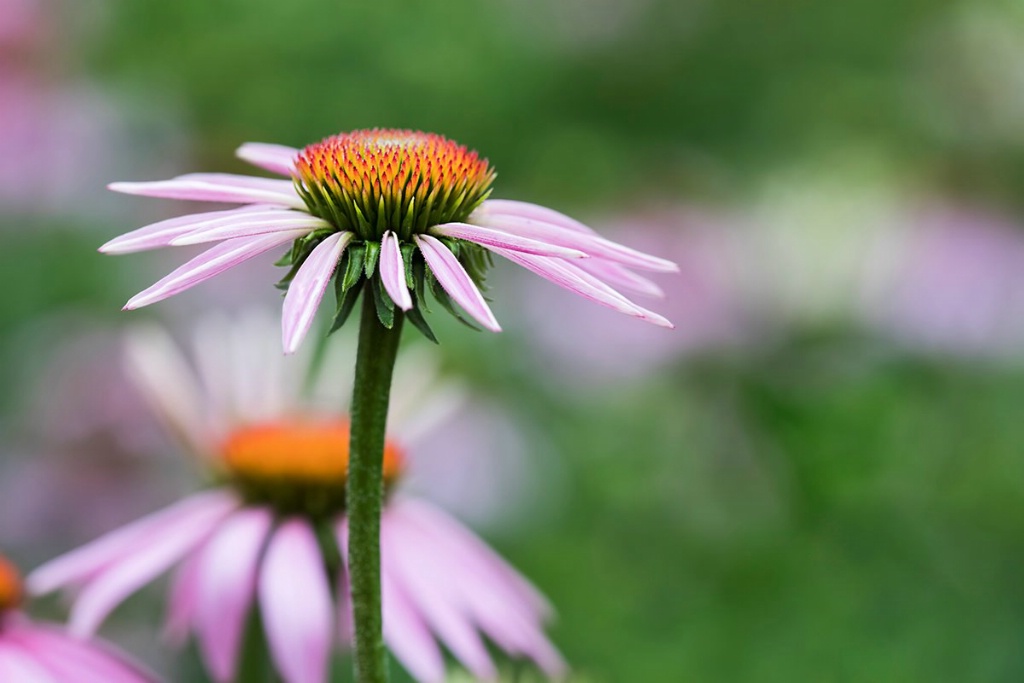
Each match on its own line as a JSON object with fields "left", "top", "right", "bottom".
{"left": 80, "top": 0, "right": 1024, "bottom": 207}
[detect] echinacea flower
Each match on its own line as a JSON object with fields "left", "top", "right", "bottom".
{"left": 29, "top": 313, "right": 565, "bottom": 683}
{"left": 0, "top": 553, "right": 157, "bottom": 683}
{"left": 101, "top": 128, "right": 677, "bottom": 352}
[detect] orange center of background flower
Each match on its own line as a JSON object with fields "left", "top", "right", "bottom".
{"left": 293, "top": 128, "right": 496, "bottom": 240}
{"left": 222, "top": 420, "right": 405, "bottom": 487}
{"left": 0, "top": 555, "right": 23, "bottom": 612}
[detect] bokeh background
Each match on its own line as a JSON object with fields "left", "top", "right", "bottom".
{"left": 3, "top": 0, "right": 1024, "bottom": 681}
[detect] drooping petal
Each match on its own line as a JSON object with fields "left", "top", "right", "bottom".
{"left": 170, "top": 210, "right": 329, "bottom": 246}
{"left": 392, "top": 499, "right": 566, "bottom": 676}
{"left": 281, "top": 232, "right": 353, "bottom": 354}
{"left": 380, "top": 231, "right": 413, "bottom": 311}
{"left": 124, "top": 230, "right": 310, "bottom": 310}
{"left": 380, "top": 569, "right": 447, "bottom": 683}
{"left": 99, "top": 205, "right": 272, "bottom": 254}
{"left": 491, "top": 247, "right": 674, "bottom": 328}
{"left": 337, "top": 522, "right": 446, "bottom": 683}
{"left": 0, "top": 641, "right": 59, "bottom": 683}
{"left": 480, "top": 199, "right": 594, "bottom": 234}
{"left": 109, "top": 173, "right": 305, "bottom": 210}
{"left": 475, "top": 207, "right": 679, "bottom": 273}
{"left": 381, "top": 508, "right": 497, "bottom": 680}
{"left": 414, "top": 235, "right": 501, "bottom": 332}
{"left": 195, "top": 507, "right": 273, "bottom": 683}
{"left": 13, "top": 627, "right": 158, "bottom": 683}
{"left": 164, "top": 549, "right": 203, "bottom": 645}
{"left": 236, "top": 142, "right": 300, "bottom": 177}
{"left": 578, "top": 259, "right": 666, "bottom": 298}
{"left": 429, "top": 222, "right": 587, "bottom": 259}
{"left": 124, "top": 325, "right": 213, "bottom": 456}
{"left": 392, "top": 499, "right": 552, "bottom": 618}
{"left": 67, "top": 494, "right": 238, "bottom": 637}
{"left": 27, "top": 491, "right": 236, "bottom": 596}
{"left": 258, "top": 520, "right": 333, "bottom": 683}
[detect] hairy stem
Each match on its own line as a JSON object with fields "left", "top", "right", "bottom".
{"left": 346, "top": 290, "right": 404, "bottom": 683}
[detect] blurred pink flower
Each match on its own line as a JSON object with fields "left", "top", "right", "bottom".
{"left": 0, "top": 0, "right": 43, "bottom": 48}
{"left": 102, "top": 129, "right": 676, "bottom": 353}
{"left": 514, "top": 206, "right": 746, "bottom": 383}
{"left": 0, "top": 553, "right": 158, "bottom": 682}
{"left": 30, "top": 312, "right": 564, "bottom": 683}
{"left": 0, "top": 322, "right": 186, "bottom": 552}
{"left": 860, "top": 206, "right": 1024, "bottom": 357}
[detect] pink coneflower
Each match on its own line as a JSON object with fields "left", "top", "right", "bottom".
{"left": 28, "top": 315, "right": 564, "bottom": 683}
{"left": 101, "top": 129, "right": 676, "bottom": 352}
{"left": 0, "top": 553, "right": 157, "bottom": 682}
{"left": 860, "top": 206, "right": 1024, "bottom": 358}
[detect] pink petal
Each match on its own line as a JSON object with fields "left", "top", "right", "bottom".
{"left": 282, "top": 232, "right": 353, "bottom": 354}
{"left": 195, "top": 508, "right": 273, "bottom": 683}
{"left": 492, "top": 247, "right": 674, "bottom": 328}
{"left": 379, "top": 563, "right": 447, "bottom": 682}
{"left": 164, "top": 549, "right": 203, "bottom": 645}
{"left": 124, "top": 229, "right": 310, "bottom": 310}
{"left": 381, "top": 509, "right": 497, "bottom": 680}
{"left": 392, "top": 499, "right": 566, "bottom": 676}
{"left": 0, "top": 641, "right": 59, "bottom": 683}
{"left": 123, "top": 325, "right": 214, "bottom": 457}
{"left": 27, "top": 491, "right": 236, "bottom": 596}
{"left": 414, "top": 235, "right": 501, "bottom": 332}
{"left": 475, "top": 207, "right": 679, "bottom": 273}
{"left": 99, "top": 205, "right": 273, "bottom": 255}
{"left": 429, "top": 222, "right": 587, "bottom": 259}
{"left": 337, "top": 522, "right": 446, "bottom": 683}
{"left": 259, "top": 520, "right": 333, "bottom": 683}
{"left": 68, "top": 494, "right": 238, "bottom": 636}
{"left": 169, "top": 210, "right": 329, "bottom": 246}
{"left": 109, "top": 173, "right": 306, "bottom": 210}
{"left": 380, "top": 231, "right": 413, "bottom": 311}
{"left": 236, "top": 142, "right": 300, "bottom": 177}
{"left": 480, "top": 199, "right": 595, "bottom": 234}
{"left": 13, "top": 626, "right": 158, "bottom": 683}
{"left": 578, "top": 259, "right": 666, "bottom": 298}
{"left": 393, "top": 499, "right": 551, "bottom": 619}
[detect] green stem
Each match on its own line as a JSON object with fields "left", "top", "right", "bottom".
{"left": 347, "top": 289, "right": 404, "bottom": 683}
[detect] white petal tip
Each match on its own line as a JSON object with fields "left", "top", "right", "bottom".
{"left": 107, "top": 182, "right": 138, "bottom": 194}
{"left": 643, "top": 314, "right": 675, "bottom": 329}
{"left": 122, "top": 298, "right": 146, "bottom": 311}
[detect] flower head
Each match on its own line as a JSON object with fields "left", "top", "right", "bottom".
{"left": 0, "top": 553, "right": 157, "bottom": 682}
{"left": 29, "top": 313, "right": 565, "bottom": 683}
{"left": 103, "top": 128, "right": 677, "bottom": 352}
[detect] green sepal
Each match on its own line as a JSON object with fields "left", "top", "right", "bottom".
{"left": 400, "top": 243, "right": 416, "bottom": 289}
{"left": 371, "top": 276, "right": 396, "bottom": 329}
{"left": 364, "top": 241, "right": 381, "bottom": 279}
{"left": 330, "top": 284, "right": 363, "bottom": 334}
{"left": 341, "top": 244, "right": 366, "bottom": 292}
{"left": 412, "top": 254, "right": 431, "bottom": 313}
{"left": 405, "top": 299, "right": 438, "bottom": 344}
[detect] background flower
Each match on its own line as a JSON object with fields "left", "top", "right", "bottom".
{"left": 30, "top": 312, "right": 563, "bottom": 683}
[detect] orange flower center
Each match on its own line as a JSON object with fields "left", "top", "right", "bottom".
{"left": 220, "top": 420, "right": 405, "bottom": 519}
{"left": 293, "top": 128, "right": 495, "bottom": 241}
{"left": 0, "top": 555, "right": 23, "bottom": 613}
